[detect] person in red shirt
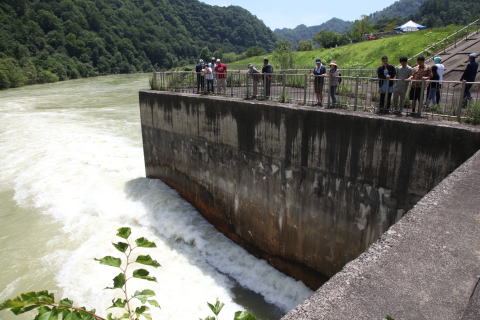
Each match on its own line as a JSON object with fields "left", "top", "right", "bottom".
{"left": 214, "top": 58, "right": 227, "bottom": 94}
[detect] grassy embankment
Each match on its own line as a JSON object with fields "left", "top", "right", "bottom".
{"left": 229, "top": 26, "right": 458, "bottom": 70}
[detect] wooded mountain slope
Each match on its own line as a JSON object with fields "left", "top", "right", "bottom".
{"left": 415, "top": 0, "right": 480, "bottom": 26}
{"left": 0, "top": 0, "right": 275, "bottom": 88}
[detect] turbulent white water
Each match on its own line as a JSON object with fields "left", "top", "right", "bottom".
{"left": 0, "top": 74, "right": 312, "bottom": 320}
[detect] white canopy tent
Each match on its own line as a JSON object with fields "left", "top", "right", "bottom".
{"left": 394, "top": 20, "right": 427, "bottom": 32}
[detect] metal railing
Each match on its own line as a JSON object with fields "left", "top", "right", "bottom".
{"left": 409, "top": 18, "right": 480, "bottom": 63}
{"left": 150, "top": 71, "right": 480, "bottom": 123}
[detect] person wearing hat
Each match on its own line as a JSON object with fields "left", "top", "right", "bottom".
{"left": 214, "top": 58, "right": 227, "bottom": 95}
{"left": 461, "top": 53, "right": 478, "bottom": 102}
{"left": 195, "top": 59, "right": 205, "bottom": 94}
{"left": 313, "top": 58, "right": 326, "bottom": 106}
{"left": 327, "top": 61, "right": 340, "bottom": 108}
{"left": 433, "top": 56, "right": 445, "bottom": 104}
{"left": 262, "top": 58, "right": 274, "bottom": 98}
{"left": 247, "top": 63, "right": 260, "bottom": 99}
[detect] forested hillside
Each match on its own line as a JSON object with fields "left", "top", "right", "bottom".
{"left": 0, "top": 0, "right": 275, "bottom": 89}
{"left": 274, "top": 18, "right": 353, "bottom": 43}
{"left": 369, "top": 0, "right": 427, "bottom": 23}
{"left": 415, "top": 0, "right": 480, "bottom": 26}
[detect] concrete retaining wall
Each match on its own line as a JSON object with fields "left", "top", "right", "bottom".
{"left": 139, "top": 90, "right": 480, "bottom": 288}
{"left": 282, "top": 150, "right": 480, "bottom": 319}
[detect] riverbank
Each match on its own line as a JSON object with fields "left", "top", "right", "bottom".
{"left": 0, "top": 74, "right": 310, "bottom": 320}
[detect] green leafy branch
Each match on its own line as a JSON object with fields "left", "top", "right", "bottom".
{"left": 0, "top": 227, "right": 161, "bottom": 320}
{"left": 1, "top": 227, "right": 259, "bottom": 320}
{"left": 96, "top": 227, "right": 160, "bottom": 320}
{"left": 201, "top": 299, "right": 257, "bottom": 320}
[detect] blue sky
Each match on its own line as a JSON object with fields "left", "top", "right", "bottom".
{"left": 201, "top": 0, "right": 399, "bottom": 29}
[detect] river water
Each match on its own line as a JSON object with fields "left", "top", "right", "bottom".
{"left": 0, "top": 74, "right": 312, "bottom": 320}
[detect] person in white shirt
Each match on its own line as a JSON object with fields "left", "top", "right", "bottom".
{"left": 433, "top": 56, "right": 445, "bottom": 104}
{"left": 247, "top": 63, "right": 260, "bottom": 99}
{"left": 204, "top": 65, "right": 214, "bottom": 94}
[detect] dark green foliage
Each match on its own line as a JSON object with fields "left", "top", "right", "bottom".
{"left": 313, "top": 31, "right": 350, "bottom": 49}
{"left": 244, "top": 46, "right": 266, "bottom": 58}
{"left": 415, "top": 0, "right": 480, "bottom": 27}
{"left": 0, "top": 0, "right": 274, "bottom": 89}
{"left": 274, "top": 18, "right": 353, "bottom": 43}
{"left": 369, "top": 0, "right": 427, "bottom": 23}
{"left": 297, "top": 40, "right": 313, "bottom": 51}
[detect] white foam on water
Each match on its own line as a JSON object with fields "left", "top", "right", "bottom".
{"left": 0, "top": 78, "right": 312, "bottom": 319}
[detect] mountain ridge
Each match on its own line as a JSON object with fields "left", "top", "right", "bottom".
{"left": 274, "top": 18, "right": 353, "bottom": 43}
{"left": 274, "top": 0, "right": 429, "bottom": 43}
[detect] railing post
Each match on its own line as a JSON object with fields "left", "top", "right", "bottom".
{"left": 419, "top": 80, "right": 426, "bottom": 117}
{"left": 230, "top": 73, "right": 234, "bottom": 97}
{"left": 354, "top": 76, "right": 359, "bottom": 111}
{"left": 282, "top": 73, "right": 286, "bottom": 101}
{"left": 303, "top": 74, "right": 307, "bottom": 105}
{"left": 246, "top": 73, "right": 250, "bottom": 99}
{"left": 457, "top": 81, "right": 466, "bottom": 122}
{"left": 327, "top": 76, "right": 331, "bottom": 108}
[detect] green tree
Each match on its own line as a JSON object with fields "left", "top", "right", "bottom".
{"left": 244, "top": 45, "right": 265, "bottom": 58}
{"left": 297, "top": 40, "right": 313, "bottom": 51}
{"left": 313, "top": 31, "right": 349, "bottom": 48}
{"left": 223, "top": 52, "right": 239, "bottom": 63}
{"left": 0, "top": 0, "right": 277, "bottom": 90}
{"left": 272, "top": 40, "right": 295, "bottom": 69}
{"left": 349, "top": 15, "right": 376, "bottom": 42}
{"left": 199, "top": 46, "right": 212, "bottom": 61}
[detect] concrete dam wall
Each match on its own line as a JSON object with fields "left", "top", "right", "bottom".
{"left": 139, "top": 90, "right": 480, "bottom": 288}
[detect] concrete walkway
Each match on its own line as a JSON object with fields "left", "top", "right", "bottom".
{"left": 282, "top": 150, "right": 480, "bottom": 320}
{"left": 435, "top": 29, "right": 480, "bottom": 82}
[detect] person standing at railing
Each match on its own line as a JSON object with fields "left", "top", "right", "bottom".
{"left": 392, "top": 57, "right": 412, "bottom": 115}
{"left": 426, "top": 65, "right": 440, "bottom": 110}
{"left": 215, "top": 58, "right": 227, "bottom": 95}
{"left": 195, "top": 59, "right": 205, "bottom": 94}
{"left": 327, "top": 61, "right": 340, "bottom": 108}
{"left": 313, "top": 58, "right": 326, "bottom": 106}
{"left": 247, "top": 63, "right": 260, "bottom": 99}
{"left": 209, "top": 57, "right": 216, "bottom": 71}
{"left": 433, "top": 56, "right": 445, "bottom": 104}
{"left": 377, "top": 56, "right": 396, "bottom": 114}
{"left": 461, "top": 53, "right": 478, "bottom": 103}
{"left": 204, "top": 64, "right": 214, "bottom": 94}
{"left": 407, "top": 56, "right": 432, "bottom": 117}
{"left": 209, "top": 57, "right": 216, "bottom": 91}
{"left": 262, "top": 58, "right": 273, "bottom": 98}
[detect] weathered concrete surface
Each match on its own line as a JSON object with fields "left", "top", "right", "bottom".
{"left": 283, "top": 150, "right": 480, "bottom": 319}
{"left": 139, "top": 90, "right": 480, "bottom": 288}
{"left": 462, "top": 279, "right": 480, "bottom": 320}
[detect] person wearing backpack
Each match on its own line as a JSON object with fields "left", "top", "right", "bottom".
{"left": 313, "top": 58, "right": 326, "bottom": 106}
